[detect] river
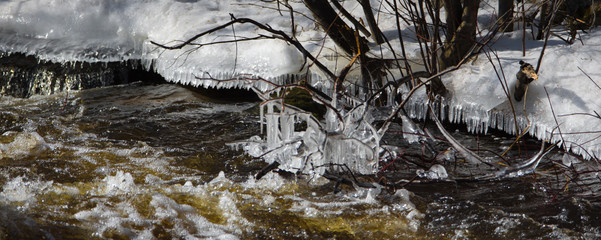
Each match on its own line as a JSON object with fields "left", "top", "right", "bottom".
{"left": 0, "top": 81, "right": 600, "bottom": 239}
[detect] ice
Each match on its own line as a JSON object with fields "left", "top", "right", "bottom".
{"left": 401, "top": 112, "right": 426, "bottom": 143}
{"left": 562, "top": 153, "right": 580, "bottom": 167}
{"left": 435, "top": 147, "right": 457, "bottom": 163}
{"left": 416, "top": 164, "right": 448, "bottom": 180}
{"left": 241, "top": 100, "right": 380, "bottom": 175}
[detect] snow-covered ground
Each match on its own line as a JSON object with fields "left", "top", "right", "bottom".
{"left": 411, "top": 29, "right": 601, "bottom": 159}
{"left": 1, "top": 0, "right": 600, "bottom": 161}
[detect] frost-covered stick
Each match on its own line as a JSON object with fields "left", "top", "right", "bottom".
{"left": 407, "top": 1, "right": 431, "bottom": 73}
{"left": 521, "top": 0, "right": 526, "bottom": 57}
{"left": 498, "top": 0, "right": 514, "bottom": 32}
{"left": 304, "top": 0, "right": 369, "bottom": 56}
{"left": 335, "top": 47, "right": 360, "bottom": 94}
{"left": 231, "top": 23, "right": 238, "bottom": 74}
{"left": 429, "top": 0, "right": 441, "bottom": 75}
{"left": 414, "top": 0, "right": 435, "bottom": 73}
{"left": 279, "top": 0, "right": 297, "bottom": 39}
{"left": 358, "top": 0, "right": 385, "bottom": 44}
{"left": 487, "top": 140, "right": 555, "bottom": 180}
{"left": 536, "top": 1, "right": 551, "bottom": 40}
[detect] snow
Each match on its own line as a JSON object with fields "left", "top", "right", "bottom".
{"left": 1, "top": 0, "right": 601, "bottom": 163}
{"left": 405, "top": 29, "right": 601, "bottom": 159}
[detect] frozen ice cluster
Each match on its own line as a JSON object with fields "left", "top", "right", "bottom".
{"left": 235, "top": 95, "right": 381, "bottom": 175}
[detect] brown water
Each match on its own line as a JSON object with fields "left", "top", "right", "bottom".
{"left": 0, "top": 82, "right": 599, "bottom": 239}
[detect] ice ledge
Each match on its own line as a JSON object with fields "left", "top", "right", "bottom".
{"left": 404, "top": 84, "right": 601, "bottom": 160}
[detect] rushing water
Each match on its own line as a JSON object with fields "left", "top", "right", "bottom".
{"left": 0, "top": 81, "right": 600, "bottom": 239}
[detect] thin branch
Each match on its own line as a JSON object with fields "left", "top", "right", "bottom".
{"left": 150, "top": 14, "right": 338, "bottom": 81}
{"left": 536, "top": 0, "right": 564, "bottom": 74}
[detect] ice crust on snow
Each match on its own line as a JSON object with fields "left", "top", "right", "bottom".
{"left": 1, "top": 0, "right": 601, "bottom": 163}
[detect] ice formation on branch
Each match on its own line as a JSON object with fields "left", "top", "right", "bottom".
{"left": 238, "top": 92, "right": 381, "bottom": 175}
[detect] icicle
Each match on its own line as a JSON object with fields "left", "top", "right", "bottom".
{"left": 401, "top": 113, "right": 425, "bottom": 143}
{"left": 259, "top": 104, "right": 265, "bottom": 135}
{"left": 279, "top": 110, "right": 294, "bottom": 142}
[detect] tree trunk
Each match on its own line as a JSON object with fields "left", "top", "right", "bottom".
{"left": 303, "top": 0, "right": 369, "bottom": 56}
{"left": 536, "top": 2, "right": 550, "bottom": 40}
{"left": 443, "top": 0, "right": 462, "bottom": 40}
{"left": 498, "top": 0, "right": 514, "bottom": 32}
{"left": 304, "top": 0, "right": 386, "bottom": 100}
{"left": 358, "top": 0, "right": 385, "bottom": 44}
{"left": 439, "top": 0, "right": 480, "bottom": 70}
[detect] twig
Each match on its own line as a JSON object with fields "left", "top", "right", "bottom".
{"left": 536, "top": 0, "right": 564, "bottom": 74}
{"left": 544, "top": 86, "right": 565, "bottom": 147}
{"left": 428, "top": 102, "right": 494, "bottom": 166}
{"left": 578, "top": 66, "right": 601, "bottom": 92}
{"left": 330, "top": 0, "right": 372, "bottom": 37}
{"left": 379, "top": 31, "right": 493, "bottom": 135}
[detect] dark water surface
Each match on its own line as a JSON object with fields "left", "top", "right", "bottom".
{"left": 0, "top": 82, "right": 599, "bottom": 239}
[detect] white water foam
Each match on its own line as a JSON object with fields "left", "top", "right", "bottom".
{"left": 0, "top": 131, "right": 50, "bottom": 159}
{"left": 0, "top": 176, "right": 52, "bottom": 208}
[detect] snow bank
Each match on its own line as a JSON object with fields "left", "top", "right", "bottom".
{"left": 405, "top": 29, "right": 601, "bottom": 159}
{"left": 0, "top": 0, "right": 355, "bottom": 89}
